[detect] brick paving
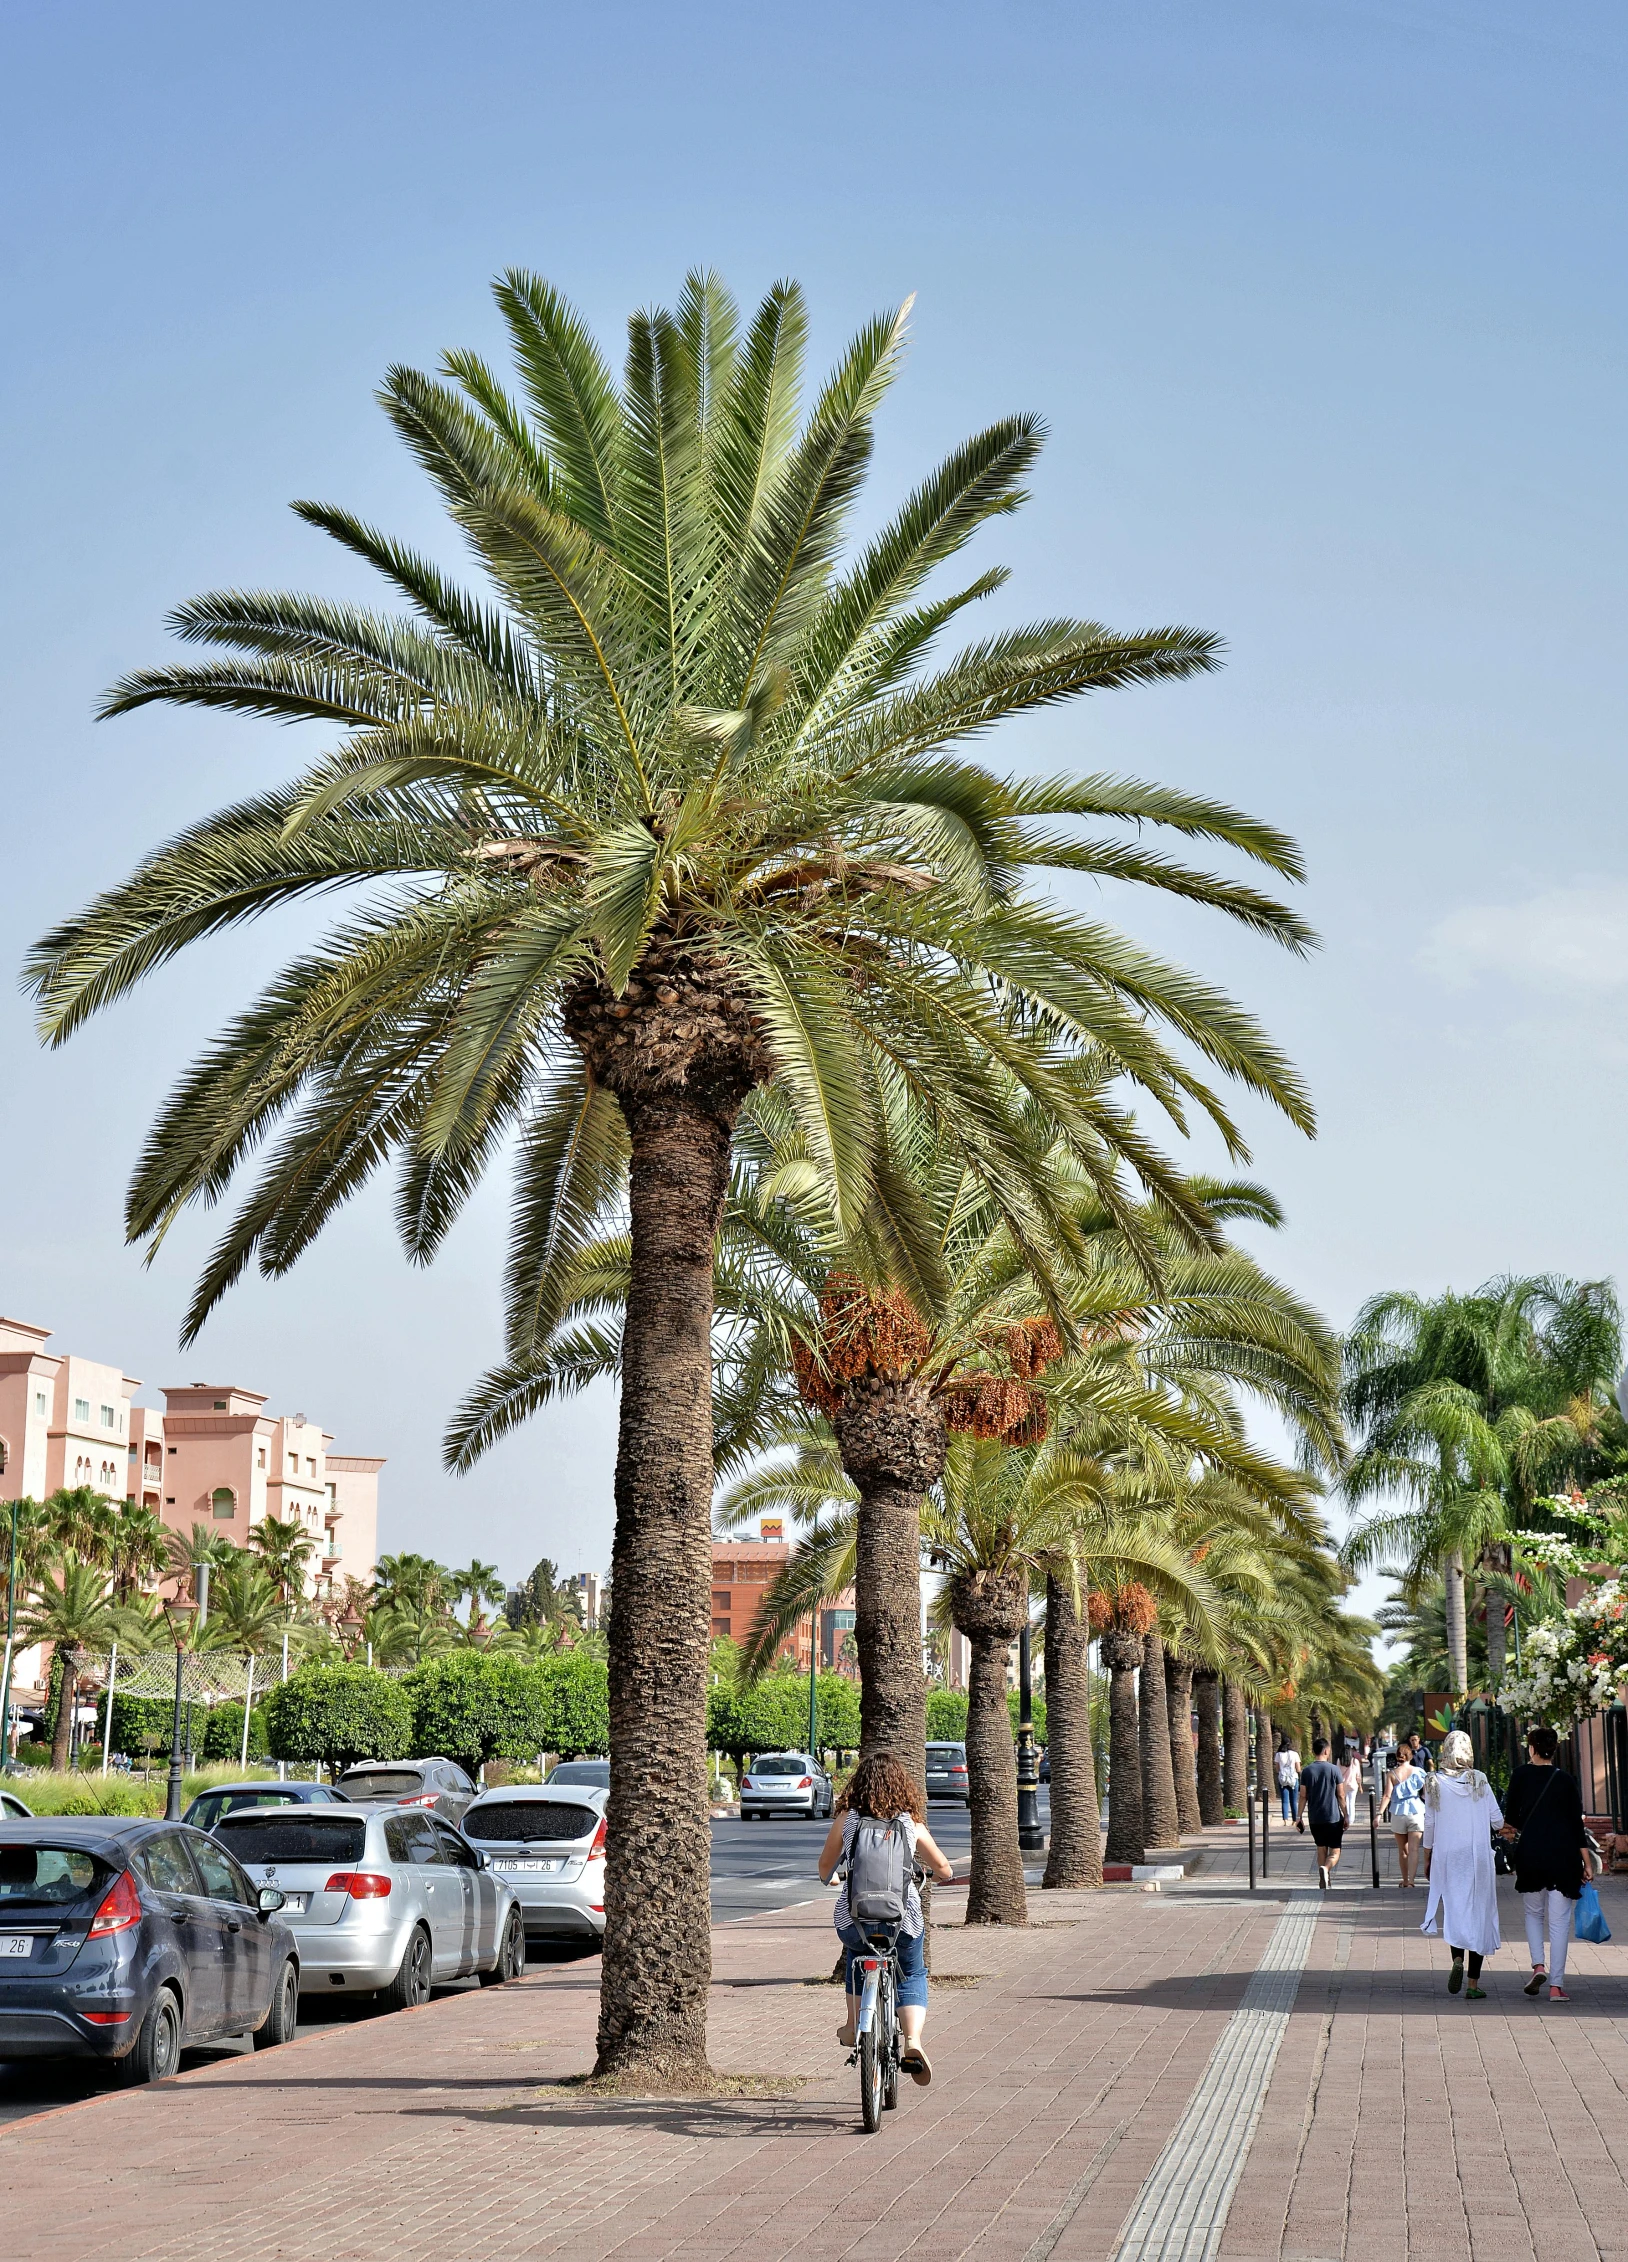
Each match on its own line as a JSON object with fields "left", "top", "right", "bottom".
{"left": 3, "top": 1823, "right": 1627, "bottom": 2261}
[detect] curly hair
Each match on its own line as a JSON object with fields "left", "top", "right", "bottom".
{"left": 837, "top": 1753, "right": 925, "bottom": 1823}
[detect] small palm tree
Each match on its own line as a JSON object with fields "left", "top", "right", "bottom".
{"left": 452, "top": 1559, "right": 505, "bottom": 1640}
{"left": 197, "top": 1556, "right": 289, "bottom": 1652}
{"left": 107, "top": 1503, "right": 169, "bottom": 1603}
{"left": 248, "top": 1513, "right": 319, "bottom": 1606}
{"left": 20, "top": 1557, "right": 119, "bottom": 1769}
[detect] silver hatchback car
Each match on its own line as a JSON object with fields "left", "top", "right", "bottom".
{"left": 738, "top": 1751, "right": 833, "bottom": 1820}
{"left": 459, "top": 1784, "right": 608, "bottom": 1943}
{"left": 212, "top": 1802, "right": 524, "bottom": 2007}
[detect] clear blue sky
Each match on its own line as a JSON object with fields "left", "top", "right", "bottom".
{"left": 2, "top": 2, "right": 1624, "bottom": 1608}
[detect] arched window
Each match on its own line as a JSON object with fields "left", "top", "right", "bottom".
{"left": 212, "top": 1486, "right": 236, "bottom": 1521}
{"left": 0, "top": 1437, "right": 8, "bottom": 1476}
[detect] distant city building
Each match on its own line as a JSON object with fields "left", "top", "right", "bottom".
{"left": 567, "top": 1570, "right": 602, "bottom": 1630}
{"left": 0, "top": 1314, "right": 383, "bottom": 1594}
{"left": 711, "top": 1523, "right": 854, "bottom": 1675}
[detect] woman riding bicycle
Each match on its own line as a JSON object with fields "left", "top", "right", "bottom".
{"left": 818, "top": 1753, "right": 954, "bottom": 2087}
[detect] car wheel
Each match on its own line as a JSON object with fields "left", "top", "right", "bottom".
{"left": 375, "top": 1926, "right": 432, "bottom": 2015}
{"left": 479, "top": 1909, "right": 526, "bottom": 1987}
{"left": 254, "top": 1960, "right": 300, "bottom": 2050}
{"left": 113, "top": 1985, "right": 182, "bottom": 2085}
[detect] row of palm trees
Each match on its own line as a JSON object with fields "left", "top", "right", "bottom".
{"left": 4, "top": 1497, "right": 599, "bottom": 1769}
{"left": 28, "top": 268, "right": 1338, "bottom": 2083}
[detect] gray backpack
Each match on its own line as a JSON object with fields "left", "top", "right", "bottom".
{"left": 847, "top": 1814, "right": 909, "bottom": 1926}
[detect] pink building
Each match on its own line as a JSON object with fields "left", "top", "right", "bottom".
{"left": 0, "top": 1316, "right": 381, "bottom": 1598}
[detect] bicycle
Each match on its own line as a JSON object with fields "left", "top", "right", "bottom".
{"left": 849, "top": 1921, "right": 902, "bottom": 2133}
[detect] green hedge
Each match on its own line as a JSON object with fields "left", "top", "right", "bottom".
{"left": 707, "top": 1671, "right": 861, "bottom": 1764}
{"left": 406, "top": 1653, "right": 548, "bottom": 1776}
{"left": 925, "top": 1687, "right": 1048, "bottom": 1746}
{"left": 538, "top": 1651, "right": 609, "bottom": 1758}
{"left": 201, "top": 1701, "right": 270, "bottom": 1763}
{"left": 264, "top": 1665, "right": 413, "bottom": 1776}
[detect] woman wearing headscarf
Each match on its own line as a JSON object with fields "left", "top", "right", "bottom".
{"left": 1420, "top": 1729, "right": 1504, "bottom": 1997}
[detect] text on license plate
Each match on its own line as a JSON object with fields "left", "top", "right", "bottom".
{"left": 281, "top": 1893, "right": 310, "bottom": 1913}
{"left": 499, "top": 1859, "right": 560, "bottom": 1873}
{"left": 0, "top": 1936, "right": 33, "bottom": 1957}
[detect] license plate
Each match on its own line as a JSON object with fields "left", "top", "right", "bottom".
{"left": 0, "top": 1936, "right": 33, "bottom": 1958}
{"left": 281, "top": 1893, "right": 310, "bottom": 1913}
{"left": 499, "top": 1859, "right": 560, "bottom": 1873}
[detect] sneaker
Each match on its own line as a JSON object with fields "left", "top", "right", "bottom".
{"left": 1523, "top": 1969, "right": 1546, "bottom": 1997}
{"left": 1448, "top": 1960, "right": 1464, "bottom": 1994}
{"left": 1549, "top": 1986, "right": 1571, "bottom": 2002}
{"left": 1465, "top": 1986, "right": 1486, "bottom": 2000}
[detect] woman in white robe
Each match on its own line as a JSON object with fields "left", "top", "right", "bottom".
{"left": 1421, "top": 1729, "right": 1503, "bottom": 1996}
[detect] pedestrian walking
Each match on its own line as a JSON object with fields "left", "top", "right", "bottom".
{"left": 1420, "top": 1728, "right": 1503, "bottom": 1997}
{"left": 1296, "top": 1736, "right": 1347, "bottom": 1888}
{"left": 1381, "top": 1745, "right": 1427, "bottom": 1886}
{"left": 1341, "top": 1744, "right": 1363, "bottom": 1826}
{"left": 1500, "top": 1724, "right": 1589, "bottom": 2003}
{"left": 1274, "top": 1736, "right": 1301, "bottom": 1823}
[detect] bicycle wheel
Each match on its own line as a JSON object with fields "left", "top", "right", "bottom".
{"left": 881, "top": 1966, "right": 900, "bottom": 2111}
{"left": 859, "top": 2021, "right": 883, "bottom": 2133}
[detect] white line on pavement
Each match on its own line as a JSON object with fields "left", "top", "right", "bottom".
{"left": 1106, "top": 1887, "right": 1321, "bottom": 2262}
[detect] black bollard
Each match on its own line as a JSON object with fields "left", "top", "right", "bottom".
{"left": 1369, "top": 1788, "right": 1381, "bottom": 1889}
{"left": 1261, "top": 1781, "right": 1270, "bottom": 1878}
{"left": 1247, "top": 1785, "right": 1257, "bottom": 1891}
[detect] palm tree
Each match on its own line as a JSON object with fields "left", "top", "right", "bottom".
{"left": 31, "top": 272, "right": 1317, "bottom": 2082}
{"left": 1342, "top": 1277, "right": 1618, "bottom": 1693}
{"left": 106, "top": 1502, "right": 169, "bottom": 1603}
{"left": 198, "top": 1556, "right": 290, "bottom": 1652}
{"left": 452, "top": 1559, "right": 505, "bottom": 1641}
{"left": 20, "top": 1557, "right": 119, "bottom": 1770}
{"left": 249, "top": 1513, "right": 319, "bottom": 1606}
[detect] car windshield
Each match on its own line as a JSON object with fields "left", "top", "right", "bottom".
{"left": 548, "top": 1763, "right": 609, "bottom": 1786}
{"left": 463, "top": 1801, "right": 600, "bottom": 1844}
{"left": 750, "top": 1756, "right": 807, "bottom": 1776}
{"left": 337, "top": 1771, "right": 426, "bottom": 1801}
{"left": 189, "top": 1790, "right": 299, "bottom": 1828}
{"left": 214, "top": 1816, "right": 367, "bottom": 1866}
{"left": 0, "top": 1844, "right": 106, "bottom": 1908}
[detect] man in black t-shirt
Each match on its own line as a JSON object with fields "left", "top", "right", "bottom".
{"left": 1296, "top": 1737, "right": 1347, "bottom": 1889}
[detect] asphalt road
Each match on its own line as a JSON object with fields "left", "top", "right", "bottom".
{"left": 0, "top": 1796, "right": 1006, "bottom": 2125}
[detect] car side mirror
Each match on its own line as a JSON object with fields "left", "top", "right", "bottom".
{"left": 473, "top": 1849, "right": 489, "bottom": 1869}
{"left": 257, "top": 1885, "right": 287, "bottom": 1917}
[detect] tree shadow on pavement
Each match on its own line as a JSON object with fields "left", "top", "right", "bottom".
{"left": 1059, "top": 1972, "right": 1628, "bottom": 2017}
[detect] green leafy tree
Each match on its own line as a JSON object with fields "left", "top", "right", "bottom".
{"left": 201, "top": 1699, "right": 269, "bottom": 1762}
{"left": 263, "top": 1664, "right": 413, "bottom": 1776}
{"left": 407, "top": 1652, "right": 547, "bottom": 1775}
{"left": 27, "top": 270, "right": 1312, "bottom": 2083}
{"left": 540, "top": 1650, "right": 610, "bottom": 1757}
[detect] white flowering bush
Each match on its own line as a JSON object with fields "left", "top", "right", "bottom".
{"left": 1498, "top": 1578, "right": 1628, "bottom": 1725}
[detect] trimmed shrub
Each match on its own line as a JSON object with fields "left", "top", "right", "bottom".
{"left": 926, "top": 1689, "right": 968, "bottom": 1741}
{"left": 407, "top": 1653, "right": 548, "bottom": 1777}
{"left": 540, "top": 1651, "right": 609, "bottom": 1758}
{"left": 264, "top": 1665, "right": 412, "bottom": 1776}
{"left": 707, "top": 1670, "right": 859, "bottom": 1766}
{"left": 201, "top": 1700, "right": 270, "bottom": 1764}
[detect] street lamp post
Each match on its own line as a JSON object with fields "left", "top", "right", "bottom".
{"left": 162, "top": 1600, "right": 194, "bottom": 1822}
{"left": 808, "top": 1610, "right": 819, "bottom": 1764}
{"left": 1016, "top": 1618, "right": 1044, "bottom": 1853}
{"left": 0, "top": 1496, "right": 21, "bottom": 1772}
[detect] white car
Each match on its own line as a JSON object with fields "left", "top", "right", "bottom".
{"left": 212, "top": 1802, "right": 524, "bottom": 2005}
{"left": 460, "top": 1784, "right": 608, "bottom": 1943}
{"left": 739, "top": 1752, "right": 833, "bottom": 1821}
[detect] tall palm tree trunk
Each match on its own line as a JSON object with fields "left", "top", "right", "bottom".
{"left": 1100, "top": 1631, "right": 1145, "bottom": 1865}
{"left": 1221, "top": 1678, "right": 1249, "bottom": 1813}
{"left": 837, "top": 1381, "right": 946, "bottom": 1773}
{"left": 1193, "top": 1668, "right": 1223, "bottom": 1824}
{"left": 952, "top": 1570, "right": 1028, "bottom": 1924}
{"left": 1166, "top": 1649, "right": 1201, "bottom": 1836}
{"left": 1483, "top": 1544, "right": 1509, "bottom": 1684}
{"left": 594, "top": 1091, "right": 738, "bottom": 2087}
{"left": 1042, "top": 1575, "right": 1102, "bottom": 1888}
{"left": 1139, "top": 1631, "right": 1181, "bottom": 1851}
{"left": 50, "top": 1645, "right": 80, "bottom": 1773}
{"left": 1442, "top": 1548, "right": 1469, "bottom": 1697}
{"left": 1254, "top": 1708, "right": 1273, "bottom": 1808}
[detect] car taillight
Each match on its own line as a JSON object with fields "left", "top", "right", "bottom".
{"left": 740, "top": 1778, "right": 752, "bottom": 1790}
{"left": 82, "top": 2010, "right": 131, "bottom": 2025}
{"left": 797, "top": 1777, "right": 813, "bottom": 1789}
{"left": 398, "top": 1793, "right": 439, "bottom": 1808}
{"left": 324, "top": 1871, "right": 393, "bottom": 1899}
{"left": 89, "top": 1870, "right": 142, "bottom": 1936}
{"left": 952, "top": 1766, "right": 967, "bottom": 1776}
{"left": 586, "top": 1817, "right": 608, "bottom": 1859}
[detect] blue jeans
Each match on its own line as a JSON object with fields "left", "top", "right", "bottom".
{"left": 1279, "top": 1784, "right": 1296, "bottom": 1821}
{"left": 837, "top": 1921, "right": 928, "bottom": 2009}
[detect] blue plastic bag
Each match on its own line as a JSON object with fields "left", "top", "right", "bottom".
{"left": 1576, "top": 1881, "right": 1611, "bottom": 1944}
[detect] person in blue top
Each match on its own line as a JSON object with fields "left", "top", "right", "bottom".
{"left": 1296, "top": 1736, "right": 1348, "bottom": 1889}
{"left": 1381, "top": 1745, "right": 1427, "bottom": 1887}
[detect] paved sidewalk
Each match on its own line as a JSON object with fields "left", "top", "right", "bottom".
{"left": 3, "top": 1823, "right": 1626, "bottom": 2261}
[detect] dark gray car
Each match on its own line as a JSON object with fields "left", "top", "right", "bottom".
{"left": 333, "top": 1758, "right": 477, "bottom": 1824}
{"left": 0, "top": 1816, "right": 299, "bottom": 2084}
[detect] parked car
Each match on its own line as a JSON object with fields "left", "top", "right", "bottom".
{"left": 925, "top": 1742, "right": 970, "bottom": 1806}
{"left": 212, "top": 1803, "right": 523, "bottom": 2004}
{"left": 738, "top": 1752, "right": 833, "bottom": 1821}
{"left": 460, "top": 1784, "right": 608, "bottom": 1943}
{"left": 0, "top": 1789, "right": 33, "bottom": 1821}
{"left": 0, "top": 1815, "right": 299, "bottom": 2084}
{"left": 546, "top": 1759, "right": 609, "bottom": 1791}
{"left": 184, "top": 1780, "right": 348, "bottom": 1834}
{"left": 332, "top": 1758, "right": 477, "bottom": 1823}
